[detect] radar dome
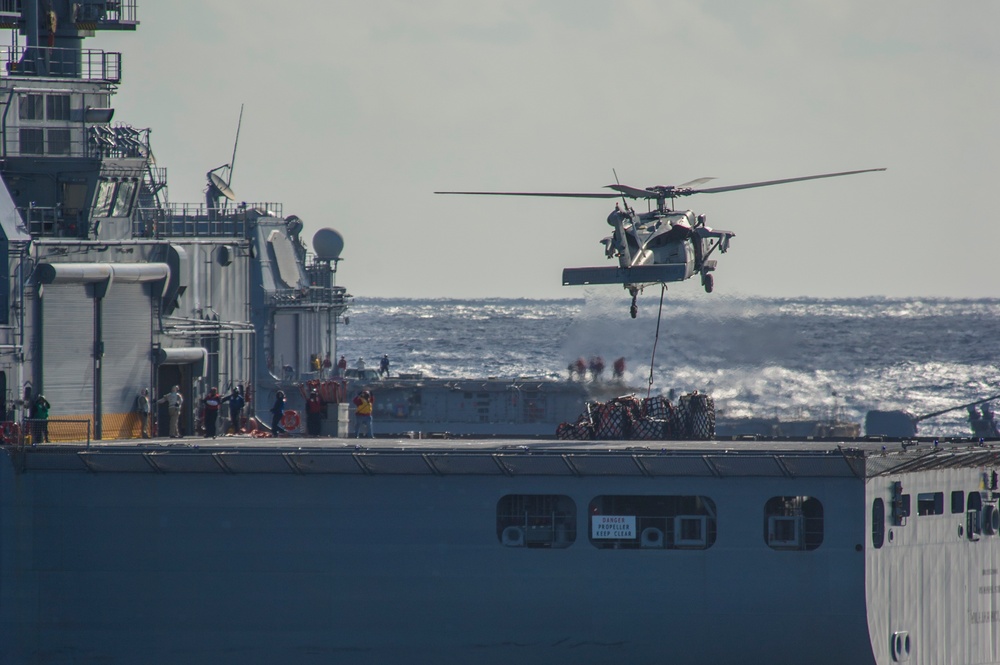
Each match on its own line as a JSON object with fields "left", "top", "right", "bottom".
{"left": 312, "top": 228, "right": 345, "bottom": 261}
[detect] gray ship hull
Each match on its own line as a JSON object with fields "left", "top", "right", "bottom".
{"left": 2, "top": 439, "right": 997, "bottom": 664}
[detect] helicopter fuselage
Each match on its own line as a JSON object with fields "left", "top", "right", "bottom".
{"left": 563, "top": 207, "right": 734, "bottom": 292}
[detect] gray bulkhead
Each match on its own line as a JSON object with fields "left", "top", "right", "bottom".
{"left": 363, "top": 378, "right": 589, "bottom": 437}
{"left": 250, "top": 217, "right": 345, "bottom": 413}
{"left": 22, "top": 237, "right": 255, "bottom": 439}
{"left": 0, "top": 445, "right": 879, "bottom": 665}
{"left": 865, "top": 465, "right": 1000, "bottom": 665}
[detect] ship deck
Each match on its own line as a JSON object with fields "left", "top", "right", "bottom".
{"left": 7, "top": 435, "right": 1000, "bottom": 477}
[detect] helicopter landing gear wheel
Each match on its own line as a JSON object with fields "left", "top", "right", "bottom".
{"left": 629, "top": 288, "right": 638, "bottom": 319}
{"left": 703, "top": 273, "right": 714, "bottom": 293}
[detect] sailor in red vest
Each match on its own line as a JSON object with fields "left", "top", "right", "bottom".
{"left": 203, "top": 387, "right": 222, "bottom": 439}
{"left": 589, "top": 356, "right": 605, "bottom": 381}
{"left": 305, "top": 389, "right": 324, "bottom": 437}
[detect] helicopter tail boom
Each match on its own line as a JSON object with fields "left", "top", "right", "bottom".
{"left": 562, "top": 264, "right": 688, "bottom": 286}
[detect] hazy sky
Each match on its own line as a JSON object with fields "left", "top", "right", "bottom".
{"left": 99, "top": 1, "right": 999, "bottom": 299}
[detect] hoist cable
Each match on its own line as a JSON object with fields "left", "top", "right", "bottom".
{"left": 646, "top": 284, "right": 666, "bottom": 400}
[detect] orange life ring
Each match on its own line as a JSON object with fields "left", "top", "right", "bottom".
{"left": 281, "top": 409, "right": 301, "bottom": 431}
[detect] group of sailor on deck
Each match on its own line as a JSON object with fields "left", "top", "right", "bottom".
{"left": 568, "top": 356, "right": 626, "bottom": 382}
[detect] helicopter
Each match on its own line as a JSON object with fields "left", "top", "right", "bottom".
{"left": 437, "top": 168, "right": 885, "bottom": 317}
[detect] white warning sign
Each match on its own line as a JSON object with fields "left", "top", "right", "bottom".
{"left": 591, "top": 515, "right": 636, "bottom": 539}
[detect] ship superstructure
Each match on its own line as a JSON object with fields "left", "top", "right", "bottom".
{"left": 0, "top": 1, "right": 348, "bottom": 439}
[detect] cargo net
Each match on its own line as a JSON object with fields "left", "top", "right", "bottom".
{"left": 556, "top": 392, "right": 715, "bottom": 441}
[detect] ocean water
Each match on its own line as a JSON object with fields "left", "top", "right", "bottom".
{"left": 339, "top": 294, "right": 1000, "bottom": 437}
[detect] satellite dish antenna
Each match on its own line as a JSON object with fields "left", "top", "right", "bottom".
{"left": 313, "top": 228, "right": 345, "bottom": 262}
{"left": 208, "top": 171, "right": 236, "bottom": 201}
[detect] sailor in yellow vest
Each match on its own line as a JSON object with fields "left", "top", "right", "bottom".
{"left": 352, "top": 390, "right": 374, "bottom": 438}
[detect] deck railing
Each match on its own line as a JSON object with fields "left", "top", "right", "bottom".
{"left": 18, "top": 418, "right": 92, "bottom": 447}
{"left": 0, "top": 45, "right": 121, "bottom": 82}
{"left": 133, "top": 203, "right": 285, "bottom": 238}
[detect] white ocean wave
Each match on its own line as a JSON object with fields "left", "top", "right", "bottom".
{"left": 342, "top": 295, "right": 1000, "bottom": 437}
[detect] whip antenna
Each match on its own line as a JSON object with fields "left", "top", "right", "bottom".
{"left": 612, "top": 168, "right": 629, "bottom": 211}
{"left": 228, "top": 104, "right": 244, "bottom": 186}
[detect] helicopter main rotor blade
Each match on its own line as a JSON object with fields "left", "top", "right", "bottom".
{"left": 434, "top": 190, "right": 621, "bottom": 199}
{"left": 604, "top": 184, "right": 658, "bottom": 199}
{"left": 677, "top": 177, "right": 716, "bottom": 188}
{"left": 436, "top": 168, "right": 886, "bottom": 202}
{"left": 683, "top": 168, "right": 886, "bottom": 196}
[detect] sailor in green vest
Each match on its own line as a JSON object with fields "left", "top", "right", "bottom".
{"left": 32, "top": 393, "right": 51, "bottom": 444}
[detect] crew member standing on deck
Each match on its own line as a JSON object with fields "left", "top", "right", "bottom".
{"left": 353, "top": 390, "right": 374, "bottom": 438}
{"left": 379, "top": 354, "right": 390, "bottom": 378}
{"left": 589, "top": 356, "right": 605, "bottom": 381}
{"left": 613, "top": 357, "right": 626, "bottom": 382}
{"left": 137, "top": 388, "right": 151, "bottom": 438}
{"left": 270, "top": 390, "right": 287, "bottom": 436}
{"left": 158, "top": 385, "right": 183, "bottom": 438}
{"left": 203, "top": 387, "right": 222, "bottom": 439}
{"left": 221, "top": 385, "right": 245, "bottom": 434}
{"left": 305, "top": 389, "right": 324, "bottom": 436}
{"left": 981, "top": 404, "right": 999, "bottom": 438}
{"left": 32, "top": 393, "right": 51, "bottom": 443}
{"left": 337, "top": 355, "right": 348, "bottom": 376}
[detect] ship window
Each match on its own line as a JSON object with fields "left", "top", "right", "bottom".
{"left": 967, "top": 492, "right": 984, "bottom": 539}
{"left": 46, "top": 94, "right": 71, "bottom": 121}
{"left": 917, "top": 492, "right": 944, "bottom": 516}
{"left": 18, "top": 94, "right": 43, "bottom": 120}
{"left": 94, "top": 180, "right": 117, "bottom": 217}
{"left": 111, "top": 179, "right": 136, "bottom": 217}
{"left": 588, "top": 495, "right": 717, "bottom": 550}
{"left": 764, "top": 496, "right": 823, "bottom": 551}
{"left": 872, "top": 498, "right": 885, "bottom": 549}
{"left": 61, "top": 182, "right": 89, "bottom": 215}
{"left": 47, "top": 129, "right": 71, "bottom": 155}
{"left": 19, "top": 128, "right": 44, "bottom": 154}
{"left": 497, "top": 494, "right": 576, "bottom": 549}
{"left": 952, "top": 491, "right": 965, "bottom": 514}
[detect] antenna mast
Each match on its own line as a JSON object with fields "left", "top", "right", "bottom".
{"left": 228, "top": 104, "right": 244, "bottom": 186}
